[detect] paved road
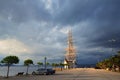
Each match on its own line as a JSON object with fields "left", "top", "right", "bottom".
{"left": 1, "top": 68, "right": 120, "bottom": 80}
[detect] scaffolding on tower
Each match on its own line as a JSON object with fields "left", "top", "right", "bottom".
{"left": 64, "top": 29, "right": 76, "bottom": 69}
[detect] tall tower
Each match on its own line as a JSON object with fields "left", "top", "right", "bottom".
{"left": 64, "top": 29, "right": 76, "bottom": 69}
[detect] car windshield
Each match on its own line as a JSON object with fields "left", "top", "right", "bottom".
{"left": 47, "top": 69, "right": 53, "bottom": 71}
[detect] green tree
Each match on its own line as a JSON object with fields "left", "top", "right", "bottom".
{"left": 96, "top": 58, "right": 112, "bottom": 70}
{"left": 59, "top": 62, "right": 64, "bottom": 71}
{"left": 1, "top": 55, "right": 19, "bottom": 78}
{"left": 96, "top": 54, "right": 120, "bottom": 72}
{"left": 52, "top": 63, "right": 59, "bottom": 68}
{"left": 117, "top": 51, "right": 120, "bottom": 56}
{"left": 24, "top": 59, "right": 33, "bottom": 75}
{"left": 111, "top": 55, "right": 120, "bottom": 71}
{"left": 46, "top": 62, "right": 50, "bottom": 66}
{"left": 37, "top": 62, "right": 43, "bottom": 68}
{"left": 52, "top": 63, "right": 56, "bottom": 67}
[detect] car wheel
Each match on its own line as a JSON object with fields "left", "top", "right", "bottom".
{"left": 43, "top": 73, "right": 46, "bottom": 75}
{"left": 46, "top": 73, "right": 49, "bottom": 75}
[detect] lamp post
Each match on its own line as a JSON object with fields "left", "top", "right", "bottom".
{"left": 44, "top": 57, "right": 47, "bottom": 69}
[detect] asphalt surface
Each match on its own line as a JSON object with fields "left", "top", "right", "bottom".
{"left": 1, "top": 68, "right": 120, "bottom": 80}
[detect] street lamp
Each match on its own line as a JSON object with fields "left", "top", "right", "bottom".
{"left": 44, "top": 57, "right": 47, "bottom": 69}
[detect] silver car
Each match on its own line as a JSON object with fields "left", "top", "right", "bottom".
{"left": 32, "top": 68, "right": 55, "bottom": 75}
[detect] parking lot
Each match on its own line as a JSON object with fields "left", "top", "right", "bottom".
{"left": 1, "top": 68, "right": 120, "bottom": 80}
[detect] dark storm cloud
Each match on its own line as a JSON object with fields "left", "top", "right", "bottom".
{"left": 62, "top": 0, "right": 120, "bottom": 48}
{"left": 54, "top": 0, "right": 120, "bottom": 25}
{"left": 0, "top": 0, "right": 52, "bottom": 40}
{"left": 53, "top": 0, "right": 101, "bottom": 25}
{"left": 0, "top": 0, "right": 51, "bottom": 23}
{"left": 54, "top": 0, "right": 120, "bottom": 64}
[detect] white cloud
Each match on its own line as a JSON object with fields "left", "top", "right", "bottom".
{"left": 45, "top": 0, "right": 52, "bottom": 9}
{"left": 59, "top": 26, "right": 71, "bottom": 34}
{"left": 42, "top": 0, "right": 53, "bottom": 13}
{"left": 0, "top": 38, "right": 32, "bottom": 55}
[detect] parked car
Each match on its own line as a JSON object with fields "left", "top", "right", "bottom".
{"left": 32, "top": 68, "right": 55, "bottom": 75}
{"left": 47, "top": 68, "right": 56, "bottom": 74}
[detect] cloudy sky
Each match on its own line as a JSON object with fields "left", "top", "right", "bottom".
{"left": 0, "top": 0, "right": 120, "bottom": 64}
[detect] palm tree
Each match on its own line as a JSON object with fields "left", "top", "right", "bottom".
{"left": 24, "top": 59, "right": 33, "bottom": 75}
{"left": 37, "top": 62, "right": 43, "bottom": 68}
{"left": 52, "top": 63, "right": 56, "bottom": 68}
{"left": 52, "top": 63, "right": 59, "bottom": 68}
{"left": 59, "top": 62, "right": 64, "bottom": 71}
{"left": 46, "top": 62, "right": 50, "bottom": 66}
{"left": 1, "top": 55, "right": 19, "bottom": 78}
